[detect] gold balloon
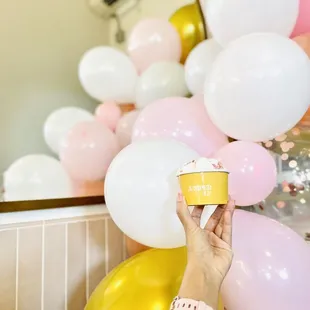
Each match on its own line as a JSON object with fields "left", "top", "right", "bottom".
{"left": 169, "top": 3, "right": 206, "bottom": 63}
{"left": 86, "top": 247, "right": 224, "bottom": 310}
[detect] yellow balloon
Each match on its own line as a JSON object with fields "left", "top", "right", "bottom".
{"left": 86, "top": 247, "right": 224, "bottom": 310}
{"left": 169, "top": 3, "right": 206, "bottom": 63}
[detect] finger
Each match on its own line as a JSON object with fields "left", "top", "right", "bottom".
{"left": 191, "top": 206, "right": 204, "bottom": 226}
{"left": 204, "top": 204, "right": 225, "bottom": 232}
{"left": 225, "top": 197, "right": 235, "bottom": 213}
{"left": 214, "top": 204, "right": 229, "bottom": 238}
{"left": 221, "top": 200, "right": 235, "bottom": 246}
{"left": 214, "top": 199, "right": 235, "bottom": 239}
{"left": 176, "top": 193, "right": 196, "bottom": 231}
{"left": 214, "top": 215, "right": 224, "bottom": 239}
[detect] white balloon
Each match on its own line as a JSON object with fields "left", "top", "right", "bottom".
{"left": 79, "top": 46, "right": 138, "bottom": 103}
{"left": 205, "top": 0, "right": 299, "bottom": 47}
{"left": 44, "top": 107, "right": 94, "bottom": 155}
{"left": 204, "top": 33, "right": 310, "bottom": 142}
{"left": 4, "top": 154, "right": 72, "bottom": 201}
{"left": 104, "top": 139, "right": 199, "bottom": 248}
{"left": 135, "top": 61, "right": 189, "bottom": 109}
{"left": 185, "top": 39, "right": 222, "bottom": 95}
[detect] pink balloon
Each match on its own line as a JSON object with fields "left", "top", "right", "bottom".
{"left": 291, "top": 0, "right": 310, "bottom": 37}
{"left": 115, "top": 110, "right": 140, "bottom": 148}
{"left": 214, "top": 141, "right": 277, "bottom": 206}
{"left": 95, "top": 101, "right": 122, "bottom": 131}
{"left": 222, "top": 210, "right": 310, "bottom": 310}
{"left": 132, "top": 96, "right": 228, "bottom": 156}
{"left": 127, "top": 19, "right": 182, "bottom": 73}
{"left": 60, "top": 121, "right": 119, "bottom": 181}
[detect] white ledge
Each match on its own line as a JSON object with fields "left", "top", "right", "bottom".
{"left": 0, "top": 204, "right": 108, "bottom": 226}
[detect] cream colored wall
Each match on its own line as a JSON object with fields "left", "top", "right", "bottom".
{"left": 109, "top": 0, "right": 193, "bottom": 49}
{"left": 0, "top": 0, "right": 194, "bottom": 182}
{"left": 0, "top": 0, "right": 109, "bottom": 181}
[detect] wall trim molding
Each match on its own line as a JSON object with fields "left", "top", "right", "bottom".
{"left": 0, "top": 204, "right": 108, "bottom": 226}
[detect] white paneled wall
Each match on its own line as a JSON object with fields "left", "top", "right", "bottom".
{"left": 0, "top": 211, "right": 125, "bottom": 310}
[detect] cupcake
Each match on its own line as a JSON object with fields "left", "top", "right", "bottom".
{"left": 177, "top": 158, "right": 229, "bottom": 206}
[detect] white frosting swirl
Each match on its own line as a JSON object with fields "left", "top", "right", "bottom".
{"left": 177, "top": 158, "right": 227, "bottom": 176}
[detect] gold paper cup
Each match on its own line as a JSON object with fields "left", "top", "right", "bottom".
{"left": 179, "top": 171, "right": 228, "bottom": 206}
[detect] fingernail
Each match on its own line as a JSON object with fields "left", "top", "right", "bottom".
{"left": 177, "top": 192, "right": 183, "bottom": 202}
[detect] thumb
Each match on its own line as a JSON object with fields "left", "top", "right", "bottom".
{"left": 176, "top": 193, "right": 195, "bottom": 231}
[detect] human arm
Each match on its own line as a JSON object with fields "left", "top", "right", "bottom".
{"left": 171, "top": 194, "right": 235, "bottom": 309}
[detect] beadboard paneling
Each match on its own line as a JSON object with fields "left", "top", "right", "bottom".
{"left": 0, "top": 230, "right": 17, "bottom": 310}
{"left": 0, "top": 213, "right": 126, "bottom": 310}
